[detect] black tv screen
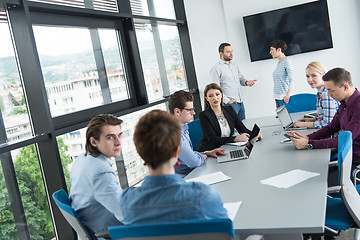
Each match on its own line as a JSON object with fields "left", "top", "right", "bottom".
{"left": 243, "top": 0, "right": 333, "bottom": 62}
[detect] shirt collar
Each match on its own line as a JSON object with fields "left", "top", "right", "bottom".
{"left": 142, "top": 174, "right": 184, "bottom": 186}
{"left": 181, "top": 123, "right": 189, "bottom": 131}
{"left": 343, "top": 88, "right": 360, "bottom": 106}
{"left": 219, "top": 59, "right": 232, "bottom": 65}
{"left": 317, "top": 85, "right": 326, "bottom": 95}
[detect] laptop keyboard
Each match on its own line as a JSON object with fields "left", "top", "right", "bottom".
{"left": 230, "top": 150, "right": 245, "bottom": 159}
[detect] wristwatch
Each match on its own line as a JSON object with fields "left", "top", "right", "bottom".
{"left": 306, "top": 143, "right": 313, "bottom": 150}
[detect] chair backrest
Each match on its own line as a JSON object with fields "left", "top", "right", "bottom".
{"left": 108, "top": 218, "right": 234, "bottom": 240}
{"left": 52, "top": 189, "right": 93, "bottom": 240}
{"left": 283, "top": 93, "right": 317, "bottom": 113}
{"left": 337, "top": 131, "right": 353, "bottom": 185}
{"left": 340, "top": 131, "right": 360, "bottom": 227}
{"left": 187, "top": 119, "right": 203, "bottom": 150}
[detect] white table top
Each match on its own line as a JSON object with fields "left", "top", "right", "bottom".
{"left": 186, "top": 119, "right": 330, "bottom": 236}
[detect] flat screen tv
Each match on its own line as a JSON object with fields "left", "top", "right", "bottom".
{"left": 243, "top": 0, "right": 333, "bottom": 62}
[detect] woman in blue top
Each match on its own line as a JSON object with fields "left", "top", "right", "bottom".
{"left": 120, "top": 110, "right": 228, "bottom": 225}
{"left": 270, "top": 40, "right": 294, "bottom": 108}
{"left": 293, "top": 61, "right": 340, "bottom": 129}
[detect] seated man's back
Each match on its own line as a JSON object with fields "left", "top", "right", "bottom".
{"left": 121, "top": 174, "right": 227, "bottom": 225}
{"left": 120, "top": 110, "right": 228, "bottom": 225}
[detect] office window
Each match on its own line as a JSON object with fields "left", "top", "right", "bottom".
{"left": 1, "top": 0, "right": 197, "bottom": 237}
{"left": 56, "top": 136, "right": 77, "bottom": 192}
{"left": 130, "top": 0, "right": 175, "bottom": 19}
{"left": 98, "top": 29, "right": 130, "bottom": 102}
{"left": 0, "top": 22, "right": 33, "bottom": 143}
{"left": 135, "top": 24, "right": 163, "bottom": 102}
{"left": 33, "top": 26, "right": 130, "bottom": 117}
{"left": 158, "top": 25, "right": 188, "bottom": 93}
{"left": 136, "top": 23, "right": 188, "bottom": 101}
{"left": 28, "top": 0, "right": 118, "bottom": 12}
{"left": 0, "top": 146, "right": 55, "bottom": 239}
{"left": 121, "top": 103, "right": 167, "bottom": 186}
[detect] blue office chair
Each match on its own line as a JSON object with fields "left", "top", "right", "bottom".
{"left": 282, "top": 93, "right": 317, "bottom": 113}
{"left": 52, "top": 189, "right": 96, "bottom": 240}
{"left": 325, "top": 131, "right": 360, "bottom": 239}
{"left": 187, "top": 119, "right": 203, "bottom": 150}
{"left": 108, "top": 218, "right": 235, "bottom": 240}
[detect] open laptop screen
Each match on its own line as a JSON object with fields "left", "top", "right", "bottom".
{"left": 276, "top": 106, "right": 293, "bottom": 130}
{"left": 246, "top": 124, "right": 260, "bottom": 152}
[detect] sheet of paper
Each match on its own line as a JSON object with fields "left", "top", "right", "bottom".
{"left": 260, "top": 169, "right": 319, "bottom": 189}
{"left": 226, "top": 141, "right": 247, "bottom": 146}
{"left": 224, "top": 201, "right": 242, "bottom": 221}
{"left": 186, "top": 171, "right": 231, "bottom": 185}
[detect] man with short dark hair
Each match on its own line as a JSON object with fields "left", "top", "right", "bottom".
{"left": 211, "top": 42, "right": 257, "bottom": 120}
{"left": 120, "top": 110, "right": 228, "bottom": 225}
{"left": 290, "top": 68, "right": 360, "bottom": 167}
{"left": 169, "top": 90, "right": 224, "bottom": 175}
{"left": 70, "top": 114, "right": 124, "bottom": 235}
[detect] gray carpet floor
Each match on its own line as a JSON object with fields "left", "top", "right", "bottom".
{"left": 337, "top": 228, "right": 354, "bottom": 240}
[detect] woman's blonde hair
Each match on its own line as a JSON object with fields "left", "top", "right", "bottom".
{"left": 306, "top": 61, "right": 326, "bottom": 75}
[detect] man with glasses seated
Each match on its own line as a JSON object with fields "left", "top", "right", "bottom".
{"left": 169, "top": 90, "right": 225, "bottom": 176}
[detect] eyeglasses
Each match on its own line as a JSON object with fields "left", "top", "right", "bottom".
{"left": 182, "top": 107, "right": 195, "bottom": 113}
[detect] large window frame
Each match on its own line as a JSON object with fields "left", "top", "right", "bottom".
{"left": 0, "top": 0, "right": 200, "bottom": 239}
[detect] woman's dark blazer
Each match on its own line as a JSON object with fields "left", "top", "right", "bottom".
{"left": 197, "top": 106, "right": 251, "bottom": 152}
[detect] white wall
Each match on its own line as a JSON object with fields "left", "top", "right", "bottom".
{"left": 184, "top": 0, "right": 360, "bottom": 118}
{"left": 183, "top": 0, "right": 228, "bottom": 106}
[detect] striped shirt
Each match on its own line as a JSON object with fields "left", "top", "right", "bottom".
{"left": 273, "top": 57, "right": 294, "bottom": 99}
{"left": 313, "top": 85, "right": 340, "bottom": 129}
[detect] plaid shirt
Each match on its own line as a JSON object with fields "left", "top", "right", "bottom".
{"left": 314, "top": 85, "right": 340, "bottom": 128}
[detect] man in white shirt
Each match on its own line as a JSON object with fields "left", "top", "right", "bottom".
{"left": 211, "top": 42, "right": 257, "bottom": 120}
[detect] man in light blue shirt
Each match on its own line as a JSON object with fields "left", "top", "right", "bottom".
{"left": 70, "top": 114, "right": 124, "bottom": 235}
{"left": 168, "top": 90, "right": 224, "bottom": 175}
{"left": 120, "top": 110, "right": 229, "bottom": 225}
{"left": 211, "top": 43, "right": 257, "bottom": 120}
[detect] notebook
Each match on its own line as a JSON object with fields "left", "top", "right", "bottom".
{"left": 217, "top": 124, "right": 260, "bottom": 164}
{"left": 276, "top": 105, "right": 307, "bottom": 131}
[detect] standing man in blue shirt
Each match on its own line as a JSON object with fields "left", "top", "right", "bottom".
{"left": 211, "top": 42, "right": 257, "bottom": 120}
{"left": 70, "top": 114, "right": 123, "bottom": 235}
{"left": 169, "top": 90, "right": 224, "bottom": 175}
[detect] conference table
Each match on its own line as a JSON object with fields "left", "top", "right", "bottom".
{"left": 185, "top": 113, "right": 331, "bottom": 240}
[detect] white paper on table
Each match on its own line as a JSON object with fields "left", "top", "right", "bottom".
{"left": 226, "top": 141, "right": 247, "bottom": 146}
{"left": 260, "top": 169, "right": 320, "bottom": 189}
{"left": 224, "top": 201, "right": 242, "bottom": 221}
{"left": 186, "top": 171, "right": 231, "bottom": 185}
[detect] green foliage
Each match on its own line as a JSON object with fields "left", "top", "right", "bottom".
{"left": 0, "top": 166, "right": 17, "bottom": 240}
{"left": 0, "top": 96, "right": 5, "bottom": 112}
{"left": 0, "top": 138, "right": 72, "bottom": 239}
{"left": 13, "top": 107, "right": 27, "bottom": 115}
{"left": 8, "top": 92, "right": 20, "bottom": 106}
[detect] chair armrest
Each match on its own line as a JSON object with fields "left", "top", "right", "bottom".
{"left": 95, "top": 230, "right": 111, "bottom": 239}
{"left": 328, "top": 185, "right": 341, "bottom": 194}
{"left": 352, "top": 164, "right": 360, "bottom": 185}
{"left": 328, "top": 160, "right": 338, "bottom": 167}
{"left": 245, "top": 235, "right": 264, "bottom": 240}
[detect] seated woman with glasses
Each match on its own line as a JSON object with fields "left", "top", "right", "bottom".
{"left": 197, "top": 83, "right": 262, "bottom": 152}
{"left": 120, "top": 110, "right": 228, "bottom": 225}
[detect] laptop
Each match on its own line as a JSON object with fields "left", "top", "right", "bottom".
{"left": 276, "top": 105, "right": 307, "bottom": 131}
{"left": 217, "top": 124, "right": 260, "bottom": 164}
